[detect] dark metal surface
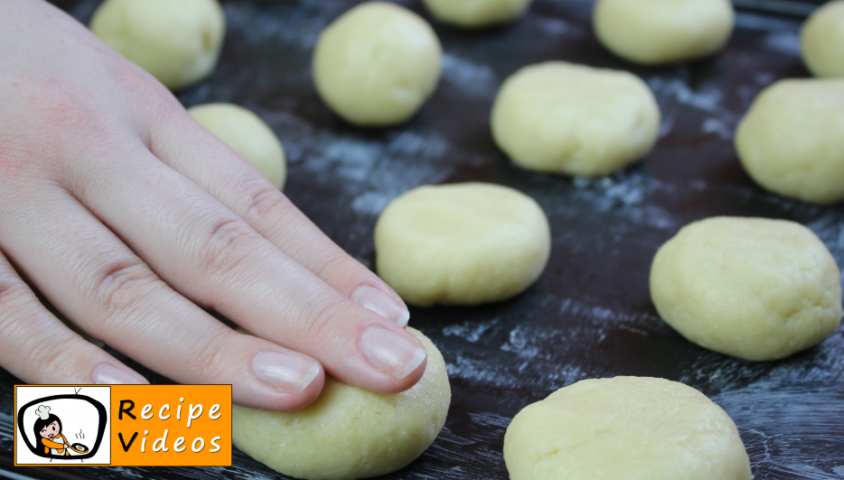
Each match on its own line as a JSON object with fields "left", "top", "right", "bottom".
{"left": 3, "top": 0, "right": 844, "bottom": 479}
{"left": 733, "top": 0, "right": 825, "bottom": 16}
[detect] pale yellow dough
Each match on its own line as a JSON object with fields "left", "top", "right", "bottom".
{"left": 312, "top": 2, "right": 442, "bottom": 126}
{"left": 593, "top": 0, "right": 734, "bottom": 65}
{"left": 90, "top": 0, "right": 225, "bottom": 90}
{"left": 233, "top": 328, "right": 450, "bottom": 480}
{"left": 188, "top": 104, "right": 287, "bottom": 190}
{"left": 422, "top": 0, "right": 532, "bottom": 27}
{"left": 504, "top": 377, "right": 752, "bottom": 480}
{"left": 650, "top": 217, "right": 842, "bottom": 361}
{"left": 491, "top": 62, "right": 660, "bottom": 177}
{"left": 375, "top": 183, "right": 551, "bottom": 307}
{"left": 802, "top": 1, "right": 844, "bottom": 78}
{"left": 735, "top": 79, "right": 844, "bottom": 204}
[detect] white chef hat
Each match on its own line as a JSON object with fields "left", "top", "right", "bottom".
{"left": 35, "top": 405, "right": 51, "bottom": 420}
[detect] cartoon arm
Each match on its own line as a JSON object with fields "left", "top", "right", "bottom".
{"left": 41, "top": 437, "right": 66, "bottom": 454}
{"left": 58, "top": 434, "right": 72, "bottom": 455}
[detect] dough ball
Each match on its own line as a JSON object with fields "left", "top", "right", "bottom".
{"left": 650, "top": 217, "right": 842, "bottom": 362}
{"left": 375, "top": 183, "right": 550, "bottom": 307}
{"left": 802, "top": 1, "right": 844, "bottom": 78}
{"left": 504, "top": 377, "right": 751, "bottom": 480}
{"left": 312, "top": 2, "right": 442, "bottom": 126}
{"left": 422, "top": 0, "right": 532, "bottom": 28}
{"left": 593, "top": 0, "right": 734, "bottom": 65}
{"left": 735, "top": 79, "right": 844, "bottom": 204}
{"left": 491, "top": 62, "right": 660, "bottom": 177}
{"left": 233, "top": 328, "right": 450, "bottom": 480}
{"left": 90, "top": 0, "right": 225, "bottom": 90}
{"left": 188, "top": 104, "right": 287, "bottom": 190}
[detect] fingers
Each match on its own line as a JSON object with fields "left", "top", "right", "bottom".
{"left": 144, "top": 106, "right": 411, "bottom": 327}
{"left": 0, "top": 186, "right": 325, "bottom": 410}
{"left": 0, "top": 249, "right": 146, "bottom": 385}
{"left": 62, "top": 144, "right": 426, "bottom": 394}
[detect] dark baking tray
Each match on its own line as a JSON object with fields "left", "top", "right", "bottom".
{"left": 3, "top": 0, "right": 843, "bottom": 479}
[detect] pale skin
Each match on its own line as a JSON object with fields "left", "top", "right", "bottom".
{"left": 40, "top": 421, "right": 60, "bottom": 440}
{"left": 0, "top": 0, "right": 427, "bottom": 411}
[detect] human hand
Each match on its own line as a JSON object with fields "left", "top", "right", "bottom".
{"left": 0, "top": 0, "right": 425, "bottom": 411}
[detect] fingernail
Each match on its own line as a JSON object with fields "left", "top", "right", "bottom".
{"left": 92, "top": 363, "right": 148, "bottom": 385}
{"left": 360, "top": 325, "right": 426, "bottom": 379}
{"left": 352, "top": 285, "right": 410, "bottom": 327}
{"left": 253, "top": 351, "right": 321, "bottom": 394}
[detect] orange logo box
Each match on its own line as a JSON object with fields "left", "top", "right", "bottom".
{"left": 111, "top": 385, "right": 231, "bottom": 467}
{"left": 15, "top": 384, "right": 231, "bottom": 467}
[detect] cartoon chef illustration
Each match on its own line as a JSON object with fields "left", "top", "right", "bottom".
{"left": 33, "top": 405, "right": 71, "bottom": 456}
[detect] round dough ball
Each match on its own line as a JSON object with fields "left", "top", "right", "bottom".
{"left": 802, "top": 1, "right": 844, "bottom": 78}
{"left": 504, "top": 377, "right": 751, "bottom": 480}
{"left": 375, "top": 183, "right": 550, "bottom": 307}
{"left": 312, "top": 2, "right": 442, "bottom": 126}
{"left": 651, "top": 217, "right": 842, "bottom": 362}
{"left": 491, "top": 62, "right": 660, "bottom": 177}
{"left": 422, "top": 0, "right": 532, "bottom": 28}
{"left": 188, "top": 104, "right": 287, "bottom": 190}
{"left": 90, "top": 0, "right": 225, "bottom": 90}
{"left": 735, "top": 79, "right": 844, "bottom": 204}
{"left": 233, "top": 328, "right": 450, "bottom": 480}
{"left": 593, "top": 0, "right": 734, "bottom": 65}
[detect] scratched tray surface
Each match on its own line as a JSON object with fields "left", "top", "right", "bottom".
{"left": 1, "top": 0, "right": 843, "bottom": 479}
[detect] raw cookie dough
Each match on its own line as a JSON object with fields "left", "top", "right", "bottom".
{"left": 491, "top": 62, "right": 660, "bottom": 177}
{"left": 375, "top": 183, "right": 551, "bottom": 307}
{"left": 422, "top": 0, "right": 532, "bottom": 28}
{"left": 802, "top": 1, "right": 844, "bottom": 78}
{"left": 735, "top": 79, "right": 844, "bottom": 204}
{"left": 312, "top": 2, "right": 442, "bottom": 126}
{"left": 90, "top": 0, "right": 225, "bottom": 90}
{"left": 233, "top": 328, "right": 450, "bottom": 480}
{"left": 504, "top": 377, "right": 752, "bottom": 480}
{"left": 188, "top": 104, "right": 287, "bottom": 190}
{"left": 593, "top": 0, "right": 734, "bottom": 65}
{"left": 650, "top": 217, "right": 842, "bottom": 361}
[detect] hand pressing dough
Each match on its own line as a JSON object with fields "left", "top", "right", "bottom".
{"left": 802, "top": 1, "right": 844, "bottom": 78}
{"left": 375, "top": 183, "right": 550, "bottom": 307}
{"left": 422, "top": 0, "right": 532, "bottom": 28}
{"left": 735, "top": 79, "right": 844, "bottom": 204}
{"left": 504, "top": 377, "right": 752, "bottom": 480}
{"left": 491, "top": 62, "right": 660, "bottom": 177}
{"left": 90, "top": 0, "right": 225, "bottom": 90}
{"left": 313, "top": 2, "right": 442, "bottom": 126}
{"left": 651, "top": 217, "right": 842, "bottom": 361}
{"left": 188, "top": 104, "right": 287, "bottom": 190}
{"left": 233, "top": 328, "right": 450, "bottom": 480}
{"left": 593, "top": 0, "right": 734, "bottom": 65}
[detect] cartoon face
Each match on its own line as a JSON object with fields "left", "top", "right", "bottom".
{"left": 39, "top": 421, "right": 60, "bottom": 439}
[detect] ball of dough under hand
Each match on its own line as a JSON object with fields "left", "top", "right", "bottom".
{"left": 491, "top": 62, "right": 660, "bottom": 177}
{"left": 802, "top": 1, "right": 844, "bottom": 78}
{"left": 504, "top": 377, "right": 751, "bottom": 480}
{"left": 593, "top": 0, "right": 734, "bottom": 65}
{"left": 422, "top": 0, "right": 532, "bottom": 28}
{"left": 233, "top": 328, "right": 450, "bottom": 480}
{"left": 313, "top": 2, "right": 442, "bottom": 126}
{"left": 735, "top": 79, "right": 844, "bottom": 204}
{"left": 651, "top": 217, "right": 842, "bottom": 362}
{"left": 90, "top": 0, "right": 225, "bottom": 90}
{"left": 375, "top": 183, "right": 550, "bottom": 307}
{"left": 188, "top": 104, "right": 287, "bottom": 190}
